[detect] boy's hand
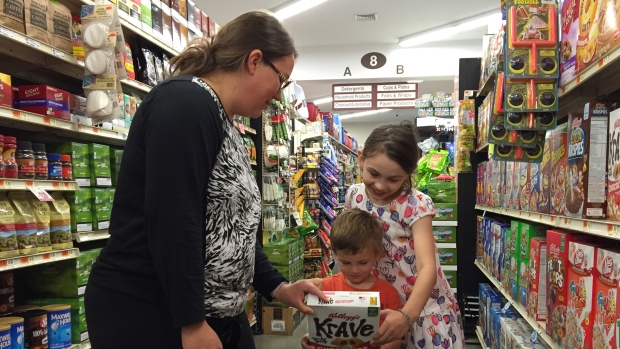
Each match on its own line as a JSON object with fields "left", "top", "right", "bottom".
{"left": 301, "top": 333, "right": 312, "bottom": 349}
{"left": 371, "top": 309, "right": 410, "bottom": 347}
{"left": 274, "top": 280, "right": 329, "bottom": 314}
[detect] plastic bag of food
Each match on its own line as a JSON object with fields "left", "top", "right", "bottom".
{"left": 297, "top": 209, "right": 318, "bottom": 236}
{"left": 427, "top": 150, "right": 450, "bottom": 174}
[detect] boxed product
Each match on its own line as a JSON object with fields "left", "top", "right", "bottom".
{"left": 550, "top": 123, "right": 568, "bottom": 215}
{"left": 560, "top": 0, "right": 580, "bottom": 87}
{"left": 186, "top": 0, "right": 195, "bottom": 32}
{"left": 263, "top": 306, "right": 305, "bottom": 336}
{"left": 528, "top": 162, "right": 543, "bottom": 212}
{"left": 509, "top": 221, "right": 522, "bottom": 300}
{"left": 427, "top": 180, "right": 456, "bottom": 203}
{"left": 91, "top": 189, "right": 112, "bottom": 231}
{"left": 151, "top": 0, "right": 163, "bottom": 39}
{"left": 597, "top": 0, "right": 620, "bottom": 59}
{"left": 18, "top": 85, "right": 70, "bottom": 121}
{"left": 111, "top": 149, "right": 123, "bottom": 186}
{"left": 437, "top": 247, "right": 457, "bottom": 266}
{"left": 201, "top": 11, "right": 209, "bottom": 37}
{"left": 172, "top": 16, "right": 181, "bottom": 50}
{"left": 443, "top": 269, "right": 457, "bottom": 288}
{"left": 192, "top": 4, "right": 200, "bottom": 34}
{"left": 117, "top": 0, "right": 131, "bottom": 20}
{"left": 129, "top": 0, "right": 141, "bottom": 26}
{"left": 518, "top": 223, "right": 546, "bottom": 308}
{"left": 576, "top": 0, "right": 600, "bottom": 74}
{"left": 432, "top": 226, "right": 456, "bottom": 243}
{"left": 180, "top": 19, "right": 188, "bottom": 48}
{"left": 592, "top": 247, "right": 620, "bottom": 349}
{"left": 306, "top": 292, "right": 380, "bottom": 346}
{"left": 527, "top": 237, "right": 546, "bottom": 321}
{"left": 608, "top": 108, "right": 620, "bottom": 221}
{"left": 50, "top": 142, "right": 90, "bottom": 187}
{"left": 566, "top": 241, "right": 597, "bottom": 349}
{"left": 566, "top": 101, "right": 610, "bottom": 218}
{"left": 0, "top": 73, "right": 11, "bottom": 108}
{"left": 22, "top": 260, "right": 86, "bottom": 298}
{"left": 546, "top": 229, "right": 592, "bottom": 346}
{"left": 64, "top": 189, "right": 93, "bottom": 233}
{"left": 140, "top": 0, "right": 152, "bottom": 34}
{"left": 434, "top": 203, "right": 458, "bottom": 221}
{"left": 538, "top": 131, "right": 552, "bottom": 214}
{"left": 89, "top": 143, "right": 111, "bottom": 187}
{"left": 516, "top": 162, "right": 530, "bottom": 211}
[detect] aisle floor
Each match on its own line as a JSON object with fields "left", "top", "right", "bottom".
{"left": 253, "top": 318, "right": 484, "bottom": 349}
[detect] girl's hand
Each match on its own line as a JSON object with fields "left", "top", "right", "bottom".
{"left": 301, "top": 333, "right": 312, "bottom": 349}
{"left": 371, "top": 309, "right": 410, "bottom": 347}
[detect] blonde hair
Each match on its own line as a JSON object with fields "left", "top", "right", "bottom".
{"left": 170, "top": 11, "right": 297, "bottom": 77}
{"left": 331, "top": 209, "right": 383, "bottom": 254}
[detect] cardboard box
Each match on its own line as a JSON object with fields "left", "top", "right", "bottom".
{"left": 566, "top": 101, "right": 610, "bottom": 218}
{"left": 504, "top": 161, "right": 515, "bottom": 209}
{"left": 539, "top": 131, "right": 552, "bottom": 214}
{"left": 546, "top": 229, "right": 592, "bottom": 346}
{"left": 490, "top": 160, "right": 501, "bottom": 208}
{"left": 192, "top": 5, "right": 201, "bottom": 34}
{"left": 140, "top": 0, "right": 152, "bottom": 34}
{"left": 91, "top": 189, "right": 112, "bottom": 231}
{"left": 433, "top": 226, "right": 457, "bottom": 243}
{"left": 129, "top": 0, "right": 141, "bottom": 26}
{"left": 161, "top": 0, "right": 172, "bottom": 45}
{"left": 597, "top": 0, "right": 620, "bottom": 60}
{"left": 306, "top": 292, "right": 380, "bottom": 345}
{"left": 180, "top": 19, "right": 188, "bottom": 48}
{"left": 593, "top": 247, "right": 620, "bottom": 349}
{"left": 550, "top": 123, "right": 568, "bottom": 215}
{"left": 608, "top": 109, "right": 620, "bottom": 221}
{"left": 0, "top": 73, "right": 11, "bottom": 108}
{"left": 560, "top": 0, "right": 580, "bottom": 87}
{"left": 186, "top": 0, "right": 195, "bottom": 32}
{"left": 117, "top": 0, "right": 131, "bottom": 21}
{"left": 518, "top": 223, "right": 546, "bottom": 308}
{"left": 434, "top": 203, "right": 458, "bottom": 221}
{"left": 576, "top": 0, "right": 600, "bottom": 74}
{"left": 89, "top": 144, "right": 111, "bottom": 187}
{"left": 527, "top": 238, "right": 546, "bottom": 321}
{"left": 151, "top": 0, "right": 163, "bottom": 38}
{"left": 18, "top": 85, "right": 70, "bottom": 121}
{"left": 437, "top": 247, "right": 457, "bottom": 266}
{"left": 263, "top": 306, "right": 305, "bottom": 336}
{"left": 476, "top": 216, "right": 484, "bottom": 262}
{"left": 444, "top": 269, "right": 457, "bottom": 288}
{"left": 528, "top": 162, "right": 543, "bottom": 212}
{"left": 50, "top": 143, "right": 90, "bottom": 187}
{"left": 516, "top": 162, "right": 530, "bottom": 211}
{"left": 22, "top": 260, "right": 87, "bottom": 298}
{"left": 509, "top": 221, "right": 522, "bottom": 300}
{"left": 172, "top": 16, "right": 182, "bottom": 51}
{"left": 201, "top": 11, "right": 209, "bottom": 37}
{"left": 567, "top": 241, "right": 597, "bottom": 349}
{"left": 64, "top": 189, "right": 93, "bottom": 233}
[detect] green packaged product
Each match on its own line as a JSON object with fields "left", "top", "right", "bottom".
{"left": 437, "top": 247, "right": 457, "bottom": 265}
{"left": 64, "top": 189, "right": 93, "bottom": 233}
{"left": 89, "top": 144, "right": 112, "bottom": 187}
{"left": 434, "top": 203, "right": 458, "bottom": 221}
{"left": 427, "top": 180, "right": 456, "bottom": 203}
{"left": 22, "top": 260, "right": 86, "bottom": 298}
{"left": 111, "top": 149, "right": 123, "bottom": 186}
{"left": 91, "top": 189, "right": 112, "bottom": 231}
{"left": 50, "top": 142, "right": 90, "bottom": 187}
{"left": 297, "top": 210, "right": 318, "bottom": 236}
{"left": 432, "top": 226, "right": 457, "bottom": 243}
{"left": 427, "top": 150, "right": 450, "bottom": 174}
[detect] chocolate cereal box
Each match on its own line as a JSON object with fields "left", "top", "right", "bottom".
{"left": 566, "top": 241, "right": 598, "bottom": 349}
{"left": 593, "top": 247, "right": 620, "bottom": 349}
{"left": 307, "top": 292, "right": 380, "bottom": 349}
{"left": 608, "top": 108, "right": 620, "bottom": 221}
{"left": 550, "top": 123, "right": 568, "bottom": 215}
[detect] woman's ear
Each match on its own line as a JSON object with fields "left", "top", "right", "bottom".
{"left": 246, "top": 49, "right": 263, "bottom": 76}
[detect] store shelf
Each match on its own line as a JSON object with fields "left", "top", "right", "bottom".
{"left": 0, "top": 106, "right": 127, "bottom": 146}
{"left": 300, "top": 133, "right": 357, "bottom": 156}
{"left": 0, "top": 248, "right": 79, "bottom": 272}
{"left": 249, "top": 316, "right": 257, "bottom": 327}
{"left": 121, "top": 78, "right": 152, "bottom": 95}
{"left": 477, "top": 70, "right": 496, "bottom": 98}
{"left": 432, "top": 221, "right": 458, "bottom": 226}
{"left": 293, "top": 117, "right": 313, "bottom": 126}
{"left": 73, "top": 230, "right": 110, "bottom": 243}
{"left": 245, "top": 126, "right": 257, "bottom": 135}
{"left": 476, "top": 204, "right": 620, "bottom": 240}
{"left": 69, "top": 339, "right": 91, "bottom": 349}
{"left": 475, "top": 261, "right": 559, "bottom": 349}
{"left": 0, "top": 179, "right": 78, "bottom": 191}
{"left": 476, "top": 326, "right": 489, "bottom": 349}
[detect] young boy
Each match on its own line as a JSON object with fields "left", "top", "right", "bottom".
{"left": 302, "top": 208, "right": 403, "bottom": 349}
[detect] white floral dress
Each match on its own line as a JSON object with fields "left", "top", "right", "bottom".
{"left": 345, "top": 184, "right": 465, "bottom": 349}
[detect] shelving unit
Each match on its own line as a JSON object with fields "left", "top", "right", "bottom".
{"left": 475, "top": 326, "right": 489, "bottom": 349}
{"left": 0, "top": 179, "right": 78, "bottom": 191}
{"left": 475, "top": 261, "right": 559, "bottom": 349}
{"left": 73, "top": 230, "right": 111, "bottom": 243}
{"left": 0, "top": 248, "right": 79, "bottom": 272}
{"left": 300, "top": 133, "right": 358, "bottom": 156}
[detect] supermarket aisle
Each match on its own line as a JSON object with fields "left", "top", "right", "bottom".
{"left": 254, "top": 317, "right": 307, "bottom": 349}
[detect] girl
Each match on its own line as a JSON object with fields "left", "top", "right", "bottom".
{"left": 345, "top": 120, "right": 464, "bottom": 349}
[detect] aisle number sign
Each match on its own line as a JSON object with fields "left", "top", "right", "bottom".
{"left": 332, "top": 82, "right": 418, "bottom": 111}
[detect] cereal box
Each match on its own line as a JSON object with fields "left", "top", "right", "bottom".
{"left": 539, "top": 131, "right": 552, "bottom": 214}
{"left": 477, "top": 216, "right": 484, "bottom": 262}
{"left": 607, "top": 108, "right": 620, "bottom": 221}
{"left": 593, "top": 248, "right": 620, "bottom": 349}
{"left": 566, "top": 101, "right": 610, "bottom": 218}
{"left": 306, "top": 292, "right": 380, "bottom": 349}
{"left": 596, "top": 0, "right": 620, "bottom": 60}
{"left": 560, "top": 0, "right": 580, "bottom": 87}
{"left": 509, "top": 221, "right": 522, "bottom": 300}
{"left": 546, "top": 229, "right": 592, "bottom": 345}
{"left": 505, "top": 161, "right": 515, "bottom": 209}
{"left": 528, "top": 162, "right": 543, "bottom": 212}
{"left": 550, "top": 123, "right": 568, "bottom": 215}
{"left": 527, "top": 238, "right": 547, "bottom": 321}
{"left": 576, "top": 0, "right": 600, "bottom": 74}
{"left": 566, "top": 241, "right": 598, "bottom": 349}
{"left": 516, "top": 163, "right": 530, "bottom": 211}
{"left": 518, "top": 223, "right": 545, "bottom": 309}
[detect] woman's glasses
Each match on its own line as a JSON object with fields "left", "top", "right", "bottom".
{"left": 263, "top": 58, "right": 292, "bottom": 92}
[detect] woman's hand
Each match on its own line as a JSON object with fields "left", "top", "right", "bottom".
{"left": 181, "top": 321, "right": 222, "bottom": 349}
{"left": 274, "top": 280, "right": 329, "bottom": 314}
{"left": 371, "top": 309, "right": 411, "bottom": 347}
{"left": 301, "top": 333, "right": 312, "bottom": 349}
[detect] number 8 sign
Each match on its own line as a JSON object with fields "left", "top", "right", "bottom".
{"left": 361, "top": 52, "right": 387, "bottom": 69}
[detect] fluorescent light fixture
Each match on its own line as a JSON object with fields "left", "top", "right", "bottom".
{"left": 399, "top": 10, "right": 500, "bottom": 47}
{"left": 312, "top": 96, "right": 333, "bottom": 105}
{"left": 340, "top": 109, "right": 392, "bottom": 120}
{"left": 274, "top": 0, "right": 329, "bottom": 20}
{"left": 407, "top": 80, "right": 424, "bottom": 83}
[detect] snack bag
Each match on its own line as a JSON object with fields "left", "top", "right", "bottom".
{"left": 307, "top": 292, "right": 380, "bottom": 349}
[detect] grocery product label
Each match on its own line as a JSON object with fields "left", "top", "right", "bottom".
{"left": 567, "top": 241, "right": 596, "bottom": 349}
{"left": 307, "top": 292, "right": 380, "bottom": 349}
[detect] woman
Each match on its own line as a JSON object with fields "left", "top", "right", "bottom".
{"left": 85, "top": 11, "right": 325, "bottom": 349}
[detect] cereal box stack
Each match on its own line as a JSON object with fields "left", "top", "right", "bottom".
{"left": 306, "top": 292, "right": 380, "bottom": 349}
{"left": 592, "top": 248, "right": 620, "bottom": 349}
{"left": 566, "top": 241, "right": 598, "bottom": 349}
{"left": 518, "top": 223, "right": 545, "bottom": 309}
{"left": 608, "top": 108, "right": 620, "bottom": 221}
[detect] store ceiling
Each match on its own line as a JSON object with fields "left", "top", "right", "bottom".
{"left": 197, "top": 0, "right": 499, "bottom": 122}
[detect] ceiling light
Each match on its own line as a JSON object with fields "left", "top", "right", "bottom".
{"left": 340, "top": 109, "right": 392, "bottom": 120}
{"left": 312, "top": 96, "right": 333, "bottom": 105}
{"left": 399, "top": 10, "right": 500, "bottom": 47}
{"left": 407, "top": 80, "right": 424, "bottom": 83}
{"left": 274, "top": 0, "right": 329, "bottom": 20}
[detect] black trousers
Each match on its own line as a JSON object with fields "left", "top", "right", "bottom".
{"left": 85, "top": 283, "right": 255, "bottom": 349}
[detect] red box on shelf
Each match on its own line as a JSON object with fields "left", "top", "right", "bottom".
{"left": 18, "top": 85, "right": 70, "bottom": 120}
{"left": 593, "top": 247, "right": 620, "bottom": 349}
{"left": 527, "top": 237, "right": 546, "bottom": 321}
{"left": 201, "top": 11, "right": 209, "bottom": 36}
{"left": 566, "top": 241, "right": 598, "bottom": 349}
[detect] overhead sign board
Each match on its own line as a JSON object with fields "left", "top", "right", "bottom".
{"left": 332, "top": 82, "right": 417, "bottom": 111}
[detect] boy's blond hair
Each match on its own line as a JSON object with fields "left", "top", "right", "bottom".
{"left": 331, "top": 209, "right": 383, "bottom": 254}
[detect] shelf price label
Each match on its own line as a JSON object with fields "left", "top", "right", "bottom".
{"left": 25, "top": 37, "right": 40, "bottom": 49}
{"left": 11, "top": 110, "right": 27, "bottom": 120}
{"left": 583, "top": 220, "right": 592, "bottom": 231}
{"left": 52, "top": 48, "right": 65, "bottom": 59}
{"left": 0, "top": 180, "right": 10, "bottom": 189}
{"left": 43, "top": 117, "right": 57, "bottom": 126}
{"left": 502, "top": 301, "right": 512, "bottom": 314}
{"left": 0, "top": 27, "right": 14, "bottom": 38}
{"left": 28, "top": 187, "right": 53, "bottom": 201}
{"left": 42, "top": 253, "right": 51, "bottom": 260}
{"left": 609, "top": 225, "right": 620, "bottom": 237}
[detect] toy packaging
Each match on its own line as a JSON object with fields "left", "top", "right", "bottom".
{"left": 566, "top": 241, "right": 597, "bottom": 349}
{"left": 527, "top": 237, "right": 547, "bottom": 321}
{"left": 566, "top": 101, "right": 610, "bottom": 219}
{"left": 489, "top": 113, "right": 546, "bottom": 148}
{"left": 593, "top": 248, "right": 620, "bottom": 349}
{"left": 437, "top": 247, "right": 458, "bottom": 266}
{"left": 306, "top": 292, "right": 380, "bottom": 349}
{"left": 576, "top": 0, "right": 599, "bottom": 74}
{"left": 518, "top": 223, "right": 545, "bottom": 308}
{"left": 560, "top": 0, "right": 580, "bottom": 87}
{"left": 608, "top": 108, "right": 620, "bottom": 221}
{"left": 504, "top": 111, "right": 557, "bottom": 130}
{"left": 478, "top": 92, "right": 492, "bottom": 151}
{"left": 550, "top": 123, "right": 568, "bottom": 215}
{"left": 491, "top": 140, "right": 545, "bottom": 163}
{"left": 505, "top": 80, "right": 558, "bottom": 112}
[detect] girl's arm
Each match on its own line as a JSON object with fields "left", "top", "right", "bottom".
{"left": 401, "top": 215, "right": 437, "bottom": 321}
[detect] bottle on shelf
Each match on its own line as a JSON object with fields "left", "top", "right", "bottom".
{"left": 33, "top": 143, "right": 48, "bottom": 180}
{"left": 3, "top": 137, "right": 17, "bottom": 179}
{"left": 47, "top": 154, "right": 63, "bottom": 181}
{"left": 0, "top": 135, "right": 5, "bottom": 179}
{"left": 16, "top": 141, "right": 35, "bottom": 180}
{"left": 61, "top": 155, "right": 73, "bottom": 181}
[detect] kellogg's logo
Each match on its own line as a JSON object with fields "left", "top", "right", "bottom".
{"left": 574, "top": 249, "right": 585, "bottom": 268}
{"left": 602, "top": 256, "right": 614, "bottom": 278}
